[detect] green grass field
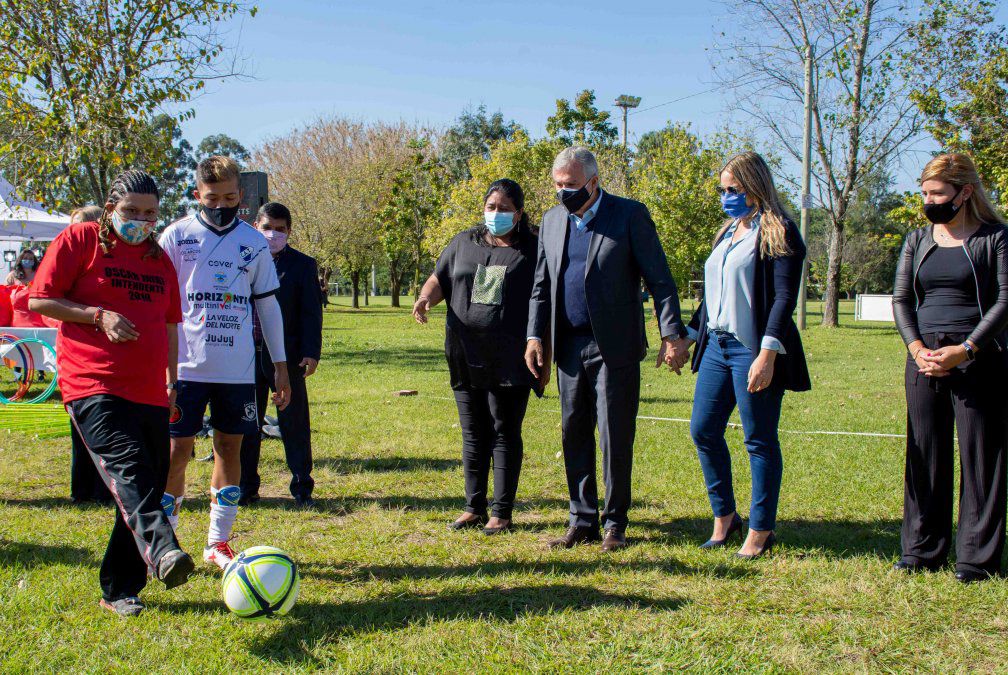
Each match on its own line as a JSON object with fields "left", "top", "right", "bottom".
{"left": 2, "top": 298, "right": 1006, "bottom": 672}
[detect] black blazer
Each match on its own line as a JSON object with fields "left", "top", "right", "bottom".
{"left": 262, "top": 245, "right": 323, "bottom": 367}
{"left": 892, "top": 222, "right": 1008, "bottom": 351}
{"left": 527, "top": 190, "right": 686, "bottom": 369}
{"left": 688, "top": 218, "right": 811, "bottom": 392}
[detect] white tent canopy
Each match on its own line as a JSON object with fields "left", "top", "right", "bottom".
{"left": 0, "top": 177, "right": 70, "bottom": 241}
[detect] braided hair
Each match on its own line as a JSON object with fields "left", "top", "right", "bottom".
{"left": 98, "top": 170, "right": 162, "bottom": 259}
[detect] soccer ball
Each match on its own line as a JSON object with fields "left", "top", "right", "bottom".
{"left": 222, "top": 546, "right": 300, "bottom": 620}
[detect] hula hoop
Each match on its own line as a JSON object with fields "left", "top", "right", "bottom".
{"left": 5, "top": 338, "right": 57, "bottom": 404}
{"left": 0, "top": 333, "right": 35, "bottom": 402}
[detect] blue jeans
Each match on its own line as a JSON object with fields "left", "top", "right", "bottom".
{"left": 690, "top": 332, "right": 785, "bottom": 531}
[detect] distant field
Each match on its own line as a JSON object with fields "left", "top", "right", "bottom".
{"left": 2, "top": 299, "right": 1004, "bottom": 673}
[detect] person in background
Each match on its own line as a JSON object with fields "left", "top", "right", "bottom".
{"left": 65, "top": 205, "right": 113, "bottom": 504}
{"left": 239, "top": 202, "right": 323, "bottom": 508}
{"left": 683, "top": 151, "right": 809, "bottom": 559}
{"left": 8, "top": 249, "right": 49, "bottom": 328}
{"left": 5, "top": 248, "right": 38, "bottom": 286}
{"left": 892, "top": 153, "right": 1008, "bottom": 584}
{"left": 526, "top": 147, "right": 691, "bottom": 552}
{"left": 29, "top": 170, "right": 194, "bottom": 616}
{"left": 415, "top": 179, "right": 542, "bottom": 536}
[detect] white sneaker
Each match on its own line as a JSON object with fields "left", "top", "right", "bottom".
{"left": 263, "top": 424, "right": 282, "bottom": 439}
{"left": 202, "top": 540, "right": 236, "bottom": 570}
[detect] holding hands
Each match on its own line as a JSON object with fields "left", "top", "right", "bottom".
{"left": 657, "top": 336, "right": 693, "bottom": 374}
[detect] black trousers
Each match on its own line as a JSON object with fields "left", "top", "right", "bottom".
{"left": 903, "top": 332, "right": 1008, "bottom": 574}
{"left": 70, "top": 422, "right": 111, "bottom": 502}
{"left": 66, "top": 394, "right": 180, "bottom": 601}
{"left": 240, "top": 348, "right": 314, "bottom": 500}
{"left": 453, "top": 386, "right": 531, "bottom": 520}
{"left": 556, "top": 333, "right": 641, "bottom": 532}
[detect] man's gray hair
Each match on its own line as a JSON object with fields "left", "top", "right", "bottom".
{"left": 552, "top": 146, "right": 599, "bottom": 179}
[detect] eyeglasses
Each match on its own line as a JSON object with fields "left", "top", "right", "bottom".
{"left": 716, "top": 186, "right": 742, "bottom": 196}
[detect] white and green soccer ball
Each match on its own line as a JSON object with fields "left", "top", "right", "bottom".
{"left": 222, "top": 546, "right": 300, "bottom": 620}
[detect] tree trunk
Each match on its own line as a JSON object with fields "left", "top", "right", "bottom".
{"left": 389, "top": 262, "right": 401, "bottom": 308}
{"left": 822, "top": 222, "right": 846, "bottom": 327}
{"left": 350, "top": 270, "right": 360, "bottom": 309}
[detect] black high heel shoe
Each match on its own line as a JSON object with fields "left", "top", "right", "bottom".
{"left": 736, "top": 531, "right": 776, "bottom": 560}
{"left": 448, "top": 515, "right": 486, "bottom": 531}
{"left": 699, "top": 513, "right": 745, "bottom": 549}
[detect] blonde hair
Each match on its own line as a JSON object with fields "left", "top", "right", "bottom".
{"left": 717, "top": 151, "right": 793, "bottom": 258}
{"left": 920, "top": 153, "right": 1005, "bottom": 227}
{"left": 196, "top": 155, "right": 241, "bottom": 186}
{"left": 69, "top": 205, "right": 103, "bottom": 224}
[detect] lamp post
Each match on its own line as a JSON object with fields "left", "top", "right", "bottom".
{"left": 614, "top": 95, "right": 641, "bottom": 150}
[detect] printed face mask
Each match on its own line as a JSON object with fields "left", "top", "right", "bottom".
{"left": 261, "top": 229, "right": 288, "bottom": 254}
{"left": 111, "top": 210, "right": 157, "bottom": 245}
{"left": 484, "top": 211, "right": 516, "bottom": 236}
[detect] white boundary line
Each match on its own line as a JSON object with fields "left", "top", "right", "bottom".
{"left": 425, "top": 395, "right": 903, "bottom": 440}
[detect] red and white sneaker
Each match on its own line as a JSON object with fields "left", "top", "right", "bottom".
{"left": 202, "top": 540, "right": 236, "bottom": 570}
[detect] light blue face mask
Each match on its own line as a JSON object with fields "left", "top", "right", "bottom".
{"left": 484, "top": 211, "right": 516, "bottom": 236}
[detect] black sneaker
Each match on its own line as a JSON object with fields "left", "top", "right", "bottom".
{"left": 157, "top": 549, "right": 195, "bottom": 590}
{"left": 99, "top": 596, "right": 145, "bottom": 617}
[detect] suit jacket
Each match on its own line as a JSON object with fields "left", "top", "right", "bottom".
{"left": 261, "top": 245, "right": 323, "bottom": 368}
{"left": 527, "top": 190, "right": 686, "bottom": 369}
{"left": 688, "top": 218, "right": 811, "bottom": 392}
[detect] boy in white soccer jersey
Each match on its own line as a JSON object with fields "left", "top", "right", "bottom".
{"left": 160, "top": 156, "right": 291, "bottom": 569}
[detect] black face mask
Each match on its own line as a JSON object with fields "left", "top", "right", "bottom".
{"left": 557, "top": 178, "right": 596, "bottom": 213}
{"left": 923, "top": 188, "right": 963, "bottom": 225}
{"left": 201, "top": 204, "right": 240, "bottom": 228}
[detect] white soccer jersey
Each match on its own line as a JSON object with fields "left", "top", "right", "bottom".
{"left": 159, "top": 215, "right": 280, "bottom": 384}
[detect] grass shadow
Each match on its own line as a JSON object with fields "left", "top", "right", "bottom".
{"left": 313, "top": 456, "right": 462, "bottom": 474}
{"left": 0, "top": 538, "right": 99, "bottom": 567}
{"left": 320, "top": 344, "right": 445, "bottom": 370}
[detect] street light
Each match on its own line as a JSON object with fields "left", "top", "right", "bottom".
{"left": 614, "top": 95, "right": 641, "bottom": 150}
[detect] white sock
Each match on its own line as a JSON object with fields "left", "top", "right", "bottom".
{"left": 167, "top": 495, "right": 184, "bottom": 531}
{"left": 208, "top": 502, "right": 238, "bottom": 546}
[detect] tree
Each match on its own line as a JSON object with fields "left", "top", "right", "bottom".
{"left": 0, "top": 0, "right": 255, "bottom": 208}
{"left": 147, "top": 114, "right": 196, "bottom": 226}
{"left": 632, "top": 124, "right": 735, "bottom": 288}
{"left": 916, "top": 46, "right": 1008, "bottom": 206}
{"left": 546, "top": 90, "right": 619, "bottom": 147}
{"left": 254, "top": 118, "right": 415, "bottom": 308}
{"left": 713, "top": 0, "right": 1000, "bottom": 326}
{"left": 439, "top": 105, "right": 523, "bottom": 182}
{"left": 196, "top": 133, "right": 250, "bottom": 166}
{"left": 379, "top": 138, "right": 447, "bottom": 307}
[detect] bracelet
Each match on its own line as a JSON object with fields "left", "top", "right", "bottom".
{"left": 93, "top": 306, "right": 104, "bottom": 328}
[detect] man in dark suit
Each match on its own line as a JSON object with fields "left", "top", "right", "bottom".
{"left": 526, "top": 147, "right": 691, "bottom": 551}
{"left": 239, "top": 202, "right": 323, "bottom": 508}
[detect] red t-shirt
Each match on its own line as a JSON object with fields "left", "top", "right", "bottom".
{"left": 9, "top": 283, "right": 50, "bottom": 328}
{"left": 31, "top": 221, "right": 183, "bottom": 407}
{"left": 0, "top": 286, "right": 12, "bottom": 326}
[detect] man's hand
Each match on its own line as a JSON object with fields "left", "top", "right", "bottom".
{"left": 657, "top": 336, "right": 692, "bottom": 374}
{"left": 525, "top": 339, "right": 544, "bottom": 379}
{"left": 272, "top": 362, "right": 292, "bottom": 411}
{"left": 167, "top": 385, "right": 177, "bottom": 410}
{"left": 412, "top": 296, "right": 431, "bottom": 324}
{"left": 299, "top": 357, "right": 318, "bottom": 377}
{"left": 100, "top": 310, "right": 139, "bottom": 343}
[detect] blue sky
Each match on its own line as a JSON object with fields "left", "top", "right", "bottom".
{"left": 178, "top": 1, "right": 1008, "bottom": 189}
{"left": 181, "top": 0, "right": 728, "bottom": 150}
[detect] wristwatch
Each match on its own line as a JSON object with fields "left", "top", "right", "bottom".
{"left": 962, "top": 342, "right": 976, "bottom": 361}
{"left": 166, "top": 381, "right": 179, "bottom": 390}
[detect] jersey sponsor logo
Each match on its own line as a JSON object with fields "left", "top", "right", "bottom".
{"left": 182, "top": 247, "right": 199, "bottom": 262}
{"left": 213, "top": 272, "right": 227, "bottom": 286}
{"left": 208, "top": 260, "right": 233, "bottom": 268}
{"left": 187, "top": 291, "right": 250, "bottom": 306}
{"left": 239, "top": 245, "right": 254, "bottom": 263}
{"left": 205, "top": 333, "right": 235, "bottom": 347}
{"left": 202, "top": 312, "right": 242, "bottom": 330}
{"left": 242, "top": 402, "right": 257, "bottom": 422}
{"left": 176, "top": 238, "right": 199, "bottom": 246}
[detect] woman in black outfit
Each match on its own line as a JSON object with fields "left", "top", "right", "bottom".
{"left": 892, "top": 153, "right": 1008, "bottom": 584}
{"left": 413, "top": 179, "right": 543, "bottom": 535}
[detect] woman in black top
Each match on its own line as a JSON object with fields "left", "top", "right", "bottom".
{"left": 892, "top": 153, "right": 1008, "bottom": 583}
{"left": 413, "top": 179, "right": 542, "bottom": 535}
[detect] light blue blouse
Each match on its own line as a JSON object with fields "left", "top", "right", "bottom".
{"left": 688, "top": 217, "right": 786, "bottom": 354}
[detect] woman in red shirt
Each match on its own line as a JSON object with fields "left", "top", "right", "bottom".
{"left": 30, "top": 170, "right": 194, "bottom": 617}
